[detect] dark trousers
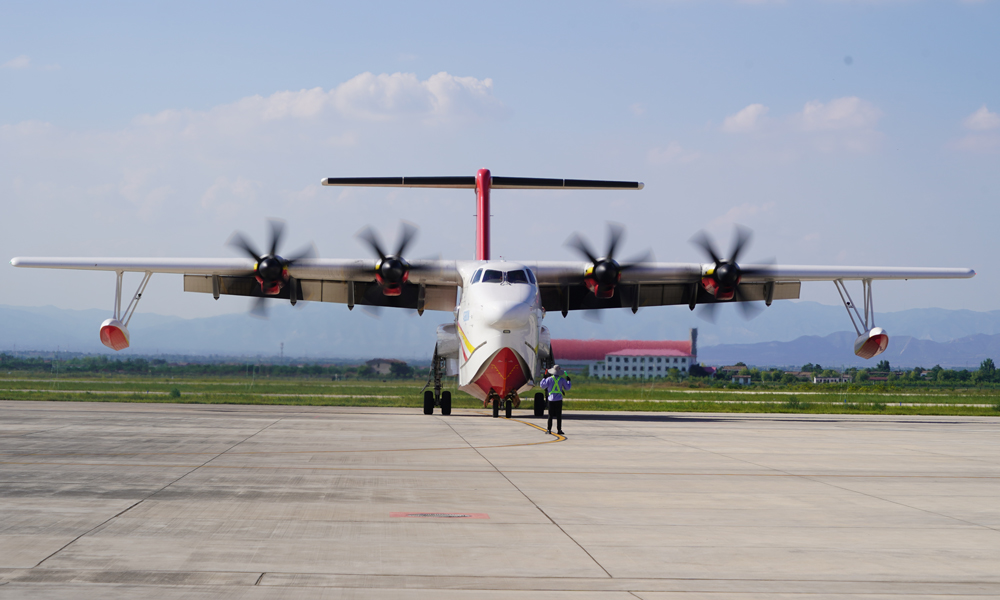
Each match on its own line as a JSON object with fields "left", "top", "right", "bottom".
{"left": 547, "top": 400, "right": 563, "bottom": 432}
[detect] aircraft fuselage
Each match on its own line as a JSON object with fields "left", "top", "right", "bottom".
{"left": 454, "top": 261, "right": 545, "bottom": 402}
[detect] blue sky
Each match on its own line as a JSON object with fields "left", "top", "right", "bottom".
{"left": 2, "top": 0, "right": 998, "bottom": 324}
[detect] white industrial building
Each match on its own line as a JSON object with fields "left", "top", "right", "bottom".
{"left": 551, "top": 329, "right": 698, "bottom": 379}
{"left": 592, "top": 348, "right": 694, "bottom": 379}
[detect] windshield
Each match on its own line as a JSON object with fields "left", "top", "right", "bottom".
{"left": 477, "top": 269, "right": 534, "bottom": 285}
{"left": 506, "top": 269, "right": 529, "bottom": 284}
{"left": 481, "top": 269, "right": 504, "bottom": 283}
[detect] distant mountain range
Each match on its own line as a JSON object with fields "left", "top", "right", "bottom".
{"left": 1, "top": 301, "right": 999, "bottom": 367}
{"left": 699, "top": 331, "right": 1000, "bottom": 369}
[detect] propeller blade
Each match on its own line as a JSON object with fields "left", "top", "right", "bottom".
{"left": 286, "top": 242, "right": 318, "bottom": 264}
{"left": 394, "top": 221, "right": 418, "bottom": 258}
{"left": 606, "top": 222, "right": 625, "bottom": 261}
{"left": 361, "top": 305, "right": 383, "bottom": 319}
{"left": 740, "top": 256, "right": 777, "bottom": 278}
{"left": 581, "top": 309, "right": 604, "bottom": 324}
{"left": 227, "top": 232, "right": 262, "bottom": 262}
{"left": 690, "top": 231, "right": 722, "bottom": 265}
{"left": 729, "top": 225, "right": 751, "bottom": 265}
{"left": 619, "top": 249, "right": 655, "bottom": 272}
{"left": 565, "top": 233, "right": 599, "bottom": 264}
{"left": 356, "top": 227, "right": 387, "bottom": 261}
{"left": 696, "top": 302, "right": 718, "bottom": 323}
{"left": 267, "top": 218, "right": 286, "bottom": 257}
{"left": 249, "top": 296, "right": 268, "bottom": 319}
{"left": 733, "top": 285, "right": 764, "bottom": 320}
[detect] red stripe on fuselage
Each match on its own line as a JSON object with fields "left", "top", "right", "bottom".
{"left": 474, "top": 347, "right": 527, "bottom": 398}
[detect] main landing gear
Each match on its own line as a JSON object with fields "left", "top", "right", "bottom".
{"left": 533, "top": 392, "right": 546, "bottom": 418}
{"left": 422, "top": 350, "right": 452, "bottom": 415}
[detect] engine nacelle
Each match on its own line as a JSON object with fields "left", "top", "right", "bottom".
{"left": 854, "top": 327, "right": 888, "bottom": 359}
{"left": 99, "top": 318, "right": 130, "bottom": 351}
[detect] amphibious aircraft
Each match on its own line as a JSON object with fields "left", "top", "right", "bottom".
{"left": 10, "top": 169, "right": 976, "bottom": 417}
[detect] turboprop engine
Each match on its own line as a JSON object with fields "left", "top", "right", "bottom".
{"left": 854, "top": 327, "right": 888, "bottom": 359}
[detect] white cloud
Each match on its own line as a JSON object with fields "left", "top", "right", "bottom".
{"left": 132, "top": 71, "right": 505, "bottom": 135}
{"left": 1, "top": 55, "right": 30, "bottom": 69}
{"left": 795, "top": 96, "right": 881, "bottom": 132}
{"left": 647, "top": 142, "right": 701, "bottom": 164}
{"left": 629, "top": 102, "right": 646, "bottom": 117}
{"left": 201, "top": 176, "right": 262, "bottom": 218}
{"left": 950, "top": 133, "right": 1000, "bottom": 153}
{"left": 332, "top": 71, "right": 505, "bottom": 122}
{"left": 721, "top": 103, "right": 769, "bottom": 133}
{"left": 962, "top": 105, "right": 1000, "bottom": 131}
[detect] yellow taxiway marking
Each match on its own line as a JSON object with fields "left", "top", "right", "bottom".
{"left": 505, "top": 416, "right": 567, "bottom": 442}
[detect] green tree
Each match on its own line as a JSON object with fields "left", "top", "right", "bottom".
{"left": 857, "top": 370, "right": 870, "bottom": 382}
{"left": 977, "top": 358, "right": 996, "bottom": 383}
{"left": 876, "top": 359, "right": 890, "bottom": 372}
{"left": 389, "top": 362, "right": 414, "bottom": 378}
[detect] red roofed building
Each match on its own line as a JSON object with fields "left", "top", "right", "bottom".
{"left": 551, "top": 329, "right": 698, "bottom": 379}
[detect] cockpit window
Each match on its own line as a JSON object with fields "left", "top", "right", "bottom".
{"left": 506, "top": 269, "right": 529, "bottom": 284}
{"left": 471, "top": 268, "right": 483, "bottom": 284}
{"left": 481, "top": 269, "right": 504, "bottom": 283}
{"left": 526, "top": 269, "right": 536, "bottom": 284}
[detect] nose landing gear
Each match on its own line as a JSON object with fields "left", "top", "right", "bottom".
{"left": 485, "top": 391, "right": 519, "bottom": 418}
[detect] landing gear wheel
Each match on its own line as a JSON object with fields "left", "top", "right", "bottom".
{"left": 492, "top": 397, "right": 500, "bottom": 418}
{"left": 533, "top": 392, "right": 545, "bottom": 417}
{"left": 505, "top": 399, "right": 513, "bottom": 419}
{"left": 423, "top": 390, "right": 434, "bottom": 415}
{"left": 440, "top": 391, "right": 452, "bottom": 416}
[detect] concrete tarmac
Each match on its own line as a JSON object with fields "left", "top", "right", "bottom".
{"left": 1, "top": 400, "right": 998, "bottom": 599}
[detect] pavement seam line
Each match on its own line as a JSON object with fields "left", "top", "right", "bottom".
{"left": 440, "top": 416, "right": 614, "bottom": 579}
{"left": 31, "top": 416, "right": 286, "bottom": 568}
{"left": 255, "top": 573, "right": 266, "bottom": 586}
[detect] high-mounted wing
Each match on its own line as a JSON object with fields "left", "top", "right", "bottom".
{"left": 526, "top": 259, "right": 975, "bottom": 316}
{"left": 10, "top": 256, "right": 462, "bottom": 314}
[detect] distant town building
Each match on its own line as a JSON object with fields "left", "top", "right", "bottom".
{"left": 813, "top": 375, "right": 852, "bottom": 384}
{"left": 551, "top": 329, "right": 697, "bottom": 379}
{"left": 365, "top": 358, "right": 406, "bottom": 375}
{"left": 732, "top": 375, "right": 752, "bottom": 385}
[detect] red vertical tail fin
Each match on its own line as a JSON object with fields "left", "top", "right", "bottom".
{"left": 475, "top": 169, "right": 491, "bottom": 261}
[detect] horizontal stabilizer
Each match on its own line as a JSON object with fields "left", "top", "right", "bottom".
{"left": 321, "top": 176, "right": 643, "bottom": 190}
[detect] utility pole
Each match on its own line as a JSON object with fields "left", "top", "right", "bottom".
{"left": 280, "top": 343, "right": 284, "bottom": 360}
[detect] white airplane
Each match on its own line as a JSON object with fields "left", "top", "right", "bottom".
{"left": 11, "top": 169, "right": 976, "bottom": 418}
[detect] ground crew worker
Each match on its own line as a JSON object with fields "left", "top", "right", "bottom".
{"left": 539, "top": 365, "right": 571, "bottom": 435}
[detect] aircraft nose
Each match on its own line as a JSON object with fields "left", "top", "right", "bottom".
{"left": 483, "top": 301, "right": 531, "bottom": 330}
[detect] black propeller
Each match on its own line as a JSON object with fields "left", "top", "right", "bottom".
{"left": 566, "top": 223, "right": 652, "bottom": 299}
{"left": 690, "top": 225, "right": 766, "bottom": 322}
{"left": 227, "top": 218, "right": 316, "bottom": 317}
{"left": 356, "top": 221, "right": 422, "bottom": 295}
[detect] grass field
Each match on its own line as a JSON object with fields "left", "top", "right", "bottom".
{"left": 2, "top": 374, "right": 1000, "bottom": 416}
